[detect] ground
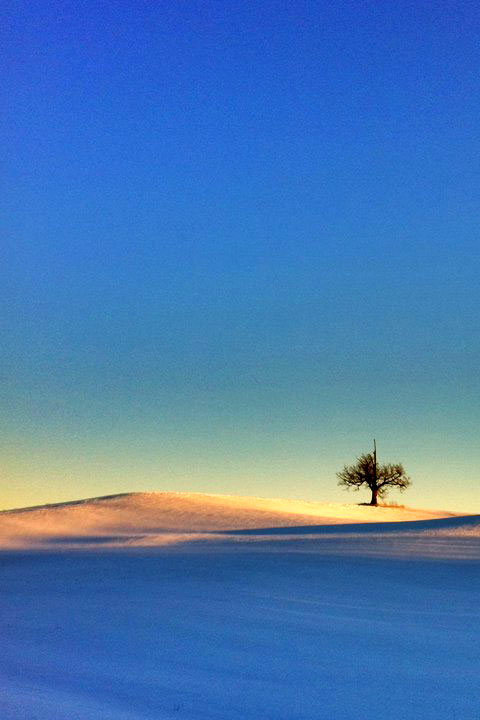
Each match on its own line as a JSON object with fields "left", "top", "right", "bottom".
{"left": 1, "top": 493, "right": 479, "bottom": 719}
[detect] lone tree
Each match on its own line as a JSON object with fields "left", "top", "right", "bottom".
{"left": 337, "top": 440, "right": 411, "bottom": 506}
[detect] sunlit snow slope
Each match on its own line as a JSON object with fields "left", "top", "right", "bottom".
{"left": 0, "top": 491, "right": 478, "bottom": 552}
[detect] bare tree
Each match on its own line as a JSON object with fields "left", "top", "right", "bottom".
{"left": 337, "top": 440, "right": 411, "bottom": 506}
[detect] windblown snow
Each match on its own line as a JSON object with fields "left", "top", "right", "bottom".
{"left": 0, "top": 490, "right": 476, "bottom": 551}
{"left": 1, "top": 492, "right": 479, "bottom": 719}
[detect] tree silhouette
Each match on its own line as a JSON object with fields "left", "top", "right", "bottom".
{"left": 337, "top": 441, "right": 411, "bottom": 506}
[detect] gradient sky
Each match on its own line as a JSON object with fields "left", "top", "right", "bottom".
{"left": 2, "top": 1, "right": 479, "bottom": 512}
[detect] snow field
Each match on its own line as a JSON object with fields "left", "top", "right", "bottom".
{"left": 1, "top": 493, "right": 479, "bottom": 719}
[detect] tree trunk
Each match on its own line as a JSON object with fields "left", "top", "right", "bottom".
{"left": 370, "top": 486, "right": 378, "bottom": 506}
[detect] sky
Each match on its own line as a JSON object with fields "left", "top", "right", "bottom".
{"left": 1, "top": 0, "right": 479, "bottom": 512}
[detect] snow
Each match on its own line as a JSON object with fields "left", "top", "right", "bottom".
{"left": 1, "top": 492, "right": 479, "bottom": 719}
{"left": 0, "top": 491, "right": 468, "bottom": 550}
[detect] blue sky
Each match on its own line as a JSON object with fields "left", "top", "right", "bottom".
{"left": 2, "top": 1, "right": 479, "bottom": 511}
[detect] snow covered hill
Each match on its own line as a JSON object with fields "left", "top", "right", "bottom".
{"left": 1, "top": 492, "right": 479, "bottom": 719}
{"left": 1, "top": 491, "right": 476, "bottom": 550}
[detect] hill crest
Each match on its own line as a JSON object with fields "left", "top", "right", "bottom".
{"left": 1, "top": 490, "right": 477, "bottom": 551}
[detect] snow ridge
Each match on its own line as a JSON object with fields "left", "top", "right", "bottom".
{"left": 0, "top": 491, "right": 477, "bottom": 551}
